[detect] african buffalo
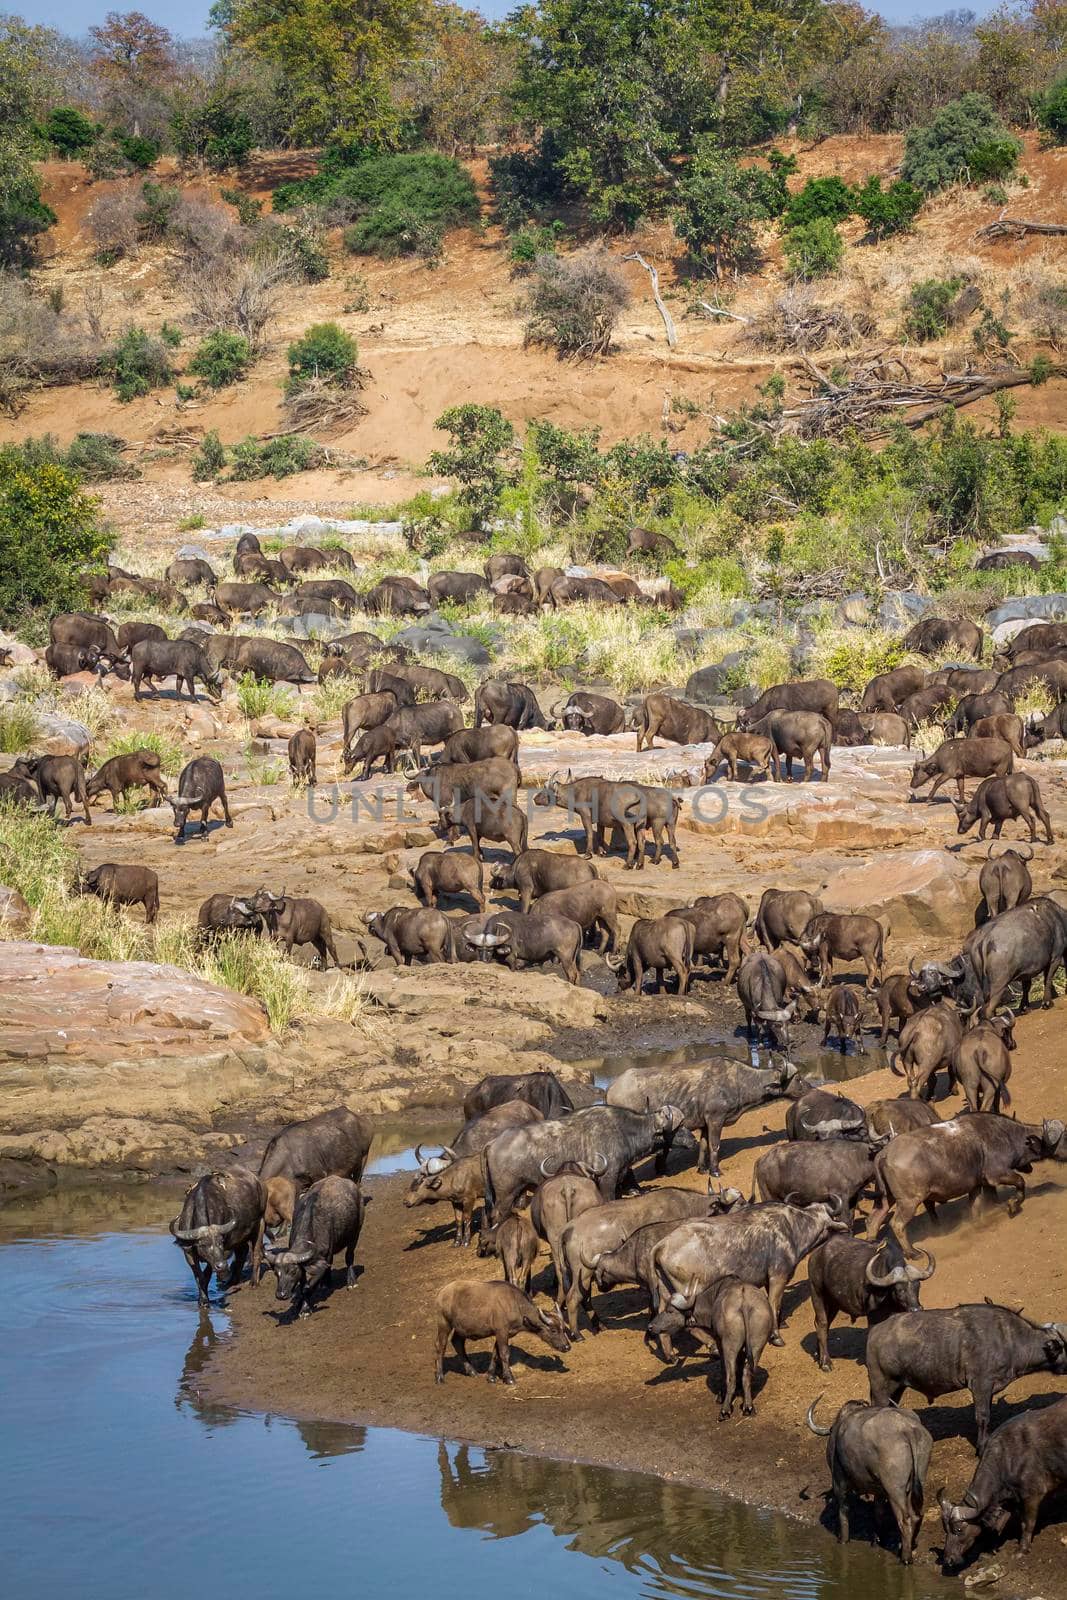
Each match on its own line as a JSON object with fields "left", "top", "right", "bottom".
{"left": 12, "top": 755, "right": 91, "bottom": 825}
{"left": 954, "top": 773, "right": 1054, "bottom": 844}
{"left": 909, "top": 737, "right": 1014, "bottom": 804}
{"left": 786, "top": 1087, "right": 867, "bottom": 1142}
{"left": 288, "top": 728, "right": 316, "bottom": 786}
{"left": 534, "top": 776, "right": 681, "bottom": 870}
{"left": 474, "top": 680, "right": 549, "bottom": 730}
{"left": 666, "top": 894, "right": 749, "bottom": 982}
{"left": 78, "top": 863, "right": 158, "bottom": 923}
{"left": 635, "top": 693, "right": 720, "bottom": 751}
{"left": 559, "top": 1187, "right": 716, "bottom": 1336}
{"left": 737, "top": 951, "right": 795, "bottom": 1048}
{"left": 412, "top": 848, "right": 485, "bottom": 911}
{"left": 363, "top": 577, "right": 431, "bottom": 616}
{"left": 607, "top": 1057, "right": 799, "bottom": 1176}
{"left": 462, "top": 907, "right": 582, "bottom": 983}
{"left": 86, "top": 750, "right": 169, "bottom": 810}
{"left": 169, "top": 757, "right": 232, "bottom": 841}
{"left": 754, "top": 1139, "right": 875, "bottom": 1221}
{"left": 169, "top": 1166, "right": 266, "bottom": 1306}
{"left": 609, "top": 915, "right": 693, "bottom": 995}
{"left": 747, "top": 710, "right": 832, "bottom": 782}
{"left": 489, "top": 849, "right": 597, "bottom": 914}
{"left": 807, "top": 1396, "right": 932, "bottom": 1563}
{"left": 940, "top": 1394, "right": 1067, "bottom": 1566}
{"left": 364, "top": 905, "right": 453, "bottom": 964}
{"left": 266, "top": 1176, "right": 367, "bottom": 1318}
{"left": 949, "top": 1013, "right": 1015, "bottom": 1112}
{"left": 807, "top": 1234, "right": 935, "bottom": 1372}
{"left": 737, "top": 677, "right": 839, "bottom": 733}
{"left": 977, "top": 842, "right": 1032, "bottom": 920}
{"left": 702, "top": 732, "right": 778, "bottom": 783}
{"left": 755, "top": 888, "right": 823, "bottom": 949}
{"left": 860, "top": 666, "right": 927, "bottom": 713}
{"left": 463, "top": 1071, "right": 575, "bottom": 1124}
{"left": 130, "top": 639, "right": 222, "bottom": 702}
{"left": 257, "top": 1106, "right": 371, "bottom": 1229}
{"left": 560, "top": 692, "right": 625, "bottom": 736}
{"left": 904, "top": 616, "right": 983, "bottom": 660}
{"left": 433, "top": 1280, "right": 570, "bottom": 1384}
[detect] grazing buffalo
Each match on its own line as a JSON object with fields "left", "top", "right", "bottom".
{"left": 754, "top": 1139, "right": 875, "bottom": 1222}
{"left": 821, "top": 984, "right": 867, "bottom": 1053}
{"left": 49, "top": 612, "right": 124, "bottom": 662}
{"left": 214, "top": 580, "right": 281, "bottom": 615}
{"left": 634, "top": 693, "right": 720, "bottom": 751}
{"left": 860, "top": 666, "right": 927, "bottom": 713}
{"left": 755, "top": 888, "right": 823, "bottom": 949}
{"left": 652, "top": 1199, "right": 849, "bottom": 1339}
{"left": 78, "top": 863, "right": 159, "bottom": 924}
{"left": 747, "top": 710, "right": 832, "bottom": 783}
{"left": 904, "top": 616, "right": 983, "bottom": 660}
{"left": 703, "top": 732, "right": 777, "bottom": 783}
{"left": 898, "top": 684, "right": 953, "bottom": 727}
{"left": 169, "top": 1166, "right": 266, "bottom": 1306}
{"left": 807, "top": 1234, "right": 935, "bottom": 1372}
{"left": 166, "top": 556, "right": 216, "bottom": 587}
{"left": 737, "top": 678, "right": 839, "bottom": 734}
{"left": 294, "top": 578, "right": 360, "bottom": 614}
{"left": 737, "top": 951, "right": 795, "bottom": 1048}
{"left": 977, "top": 842, "right": 1032, "bottom": 921}
{"left": 869, "top": 1301, "right": 1067, "bottom": 1454}
{"left": 258, "top": 1106, "right": 371, "bottom": 1229}
{"left": 474, "top": 680, "right": 549, "bottom": 730}
{"left": 131, "top": 639, "right": 222, "bottom": 702}
{"left": 387, "top": 663, "right": 470, "bottom": 704}
{"left": 482, "top": 1104, "right": 685, "bottom": 1223}
{"left": 463, "top": 1071, "right": 574, "bottom": 1124}
{"left": 560, "top": 692, "right": 625, "bottom": 736}
{"left": 438, "top": 726, "right": 519, "bottom": 765}
{"left": 610, "top": 914, "right": 692, "bottom": 995}
{"left": 867, "top": 1112, "right": 1067, "bottom": 1256}
{"left": 266, "top": 1176, "right": 368, "bottom": 1318}
{"left": 607, "top": 1057, "right": 799, "bottom": 1176}
{"left": 227, "top": 637, "right": 316, "bottom": 685}
{"left": 807, "top": 1396, "right": 932, "bottom": 1563}
{"left": 996, "top": 658, "right": 1067, "bottom": 706}
{"left": 197, "top": 893, "right": 260, "bottom": 940}
{"left": 456, "top": 796, "right": 529, "bottom": 863}
{"left": 364, "top": 906, "right": 453, "bottom": 964}
{"left": 940, "top": 1394, "right": 1067, "bottom": 1567}
{"left": 489, "top": 849, "right": 597, "bottom": 915}
{"left": 345, "top": 723, "right": 401, "bottom": 779}
{"left": 86, "top": 749, "right": 168, "bottom": 810}
{"left": 966, "top": 895, "right": 1067, "bottom": 1014}
{"left": 954, "top": 772, "right": 1054, "bottom": 844}
{"left": 288, "top": 728, "right": 316, "bottom": 786}
{"left": 909, "top": 737, "right": 1013, "bottom": 804}
{"left": 799, "top": 912, "right": 885, "bottom": 989}
{"left": 12, "top": 755, "right": 91, "bottom": 825}
{"left": 45, "top": 642, "right": 101, "bottom": 677}
{"left": 484, "top": 554, "right": 530, "bottom": 585}
{"left": 865, "top": 1096, "right": 940, "bottom": 1140}
{"left": 363, "top": 577, "right": 431, "bottom": 616}
{"left": 427, "top": 570, "right": 489, "bottom": 607}
{"left": 254, "top": 891, "right": 340, "bottom": 968}
{"left": 388, "top": 702, "right": 466, "bottom": 764}
{"left": 412, "top": 848, "right": 485, "bottom": 911}
{"left": 667, "top": 893, "right": 749, "bottom": 982}
{"left": 169, "top": 757, "right": 232, "bottom": 841}
{"left": 477, "top": 1213, "right": 538, "bottom": 1293}
{"left": 433, "top": 1280, "right": 570, "bottom": 1384}
{"left": 949, "top": 1013, "right": 1015, "bottom": 1112}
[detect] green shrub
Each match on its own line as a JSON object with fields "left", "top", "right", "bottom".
{"left": 783, "top": 218, "right": 844, "bottom": 280}
{"left": 274, "top": 153, "right": 479, "bottom": 257}
{"left": 674, "top": 145, "right": 794, "bottom": 277}
{"left": 100, "top": 728, "right": 183, "bottom": 777}
{"left": 1037, "top": 76, "right": 1067, "bottom": 143}
{"left": 509, "top": 221, "right": 565, "bottom": 270}
{"left": 173, "top": 101, "right": 254, "bottom": 170}
{"left": 901, "top": 93, "right": 1021, "bottom": 192}
{"left": 0, "top": 433, "right": 136, "bottom": 483}
{"left": 285, "top": 323, "right": 357, "bottom": 393}
{"left": 220, "top": 187, "right": 262, "bottom": 227}
{"left": 103, "top": 327, "right": 172, "bottom": 402}
{"left": 429, "top": 405, "right": 516, "bottom": 530}
{"left": 783, "top": 177, "right": 853, "bottom": 229}
{"left": 43, "top": 107, "right": 98, "bottom": 156}
{"left": 136, "top": 181, "right": 179, "bottom": 241}
{"left": 159, "top": 321, "right": 183, "bottom": 349}
{"left": 0, "top": 456, "right": 111, "bottom": 626}
{"left": 344, "top": 210, "right": 443, "bottom": 261}
{"left": 227, "top": 435, "right": 322, "bottom": 480}
{"left": 0, "top": 702, "right": 37, "bottom": 753}
{"left": 189, "top": 331, "right": 252, "bottom": 389}
{"left": 851, "top": 176, "right": 923, "bottom": 239}
{"left": 904, "top": 277, "right": 963, "bottom": 342}
{"left": 192, "top": 430, "right": 226, "bottom": 481}
{"left": 117, "top": 133, "right": 159, "bottom": 171}
{"left": 0, "top": 166, "right": 57, "bottom": 270}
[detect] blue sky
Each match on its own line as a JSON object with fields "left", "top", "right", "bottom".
{"left": 35, "top": 0, "right": 1000, "bottom": 38}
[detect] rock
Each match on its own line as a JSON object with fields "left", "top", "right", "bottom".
{"left": 818, "top": 849, "right": 975, "bottom": 938}
{"left": 991, "top": 618, "right": 1035, "bottom": 649}
{"left": 181, "top": 706, "right": 222, "bottom": 744}
{"left": 424, "top": 613, "right": 455, "bottom": 634}
{"left": 33, "top": 713, "right": 90, "bottom": 757}
{"left": 685, "top": 663, "right": 730, "bottom": 702}
{"left": 0, "top": 632, "right": 37, "bottom": 666}
{"left": 176, "top": 543, "right": 213, "bottom": 563}
{"left": 986, "top": 594, "right": 1067, "bottom": 627}
{"left": 877, "top": 590, "right": 933, "bottom": 632}
{"left": 0, "top": 677, "right": 18, "bottom": 702}
{"left": 250, "top": 717, "right": 303, "bottom": 740}
{"left": 0, "top": 884, "right": 32, "bottom": 934}
{"left": 836, "top": 591, "right": 871, "bottom": 627}
{"left": 431, "top": 634, "right": 490, "bottom": 666}
{"left": 275, "top": 612, "right": 344, "bottom": 641}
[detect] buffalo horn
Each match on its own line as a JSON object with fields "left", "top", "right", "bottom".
{"left": 590, "top": 1152, "right": 608, "bottom": 1175}
{"left": 908, "top": 955, "right": 921, "bottom": 977}
{"left": 905, "top": 1247, "right": 936, "bottom": 1282}
{"left": 1016, "top": 842, "right": 1033, "bottom": 862}
{"left": 800, "top": 1114, "right": 856, "bottom": 1137}
{"left": 805, "top": 1396, "right": 831, "bottom": 1437}
{"left": 1043, "top": 1118, "right": 1065, "bottom": 1147}
{"left": 864, "top": 1249, "right": 907, "bottom": 1289}
{"left": 539, "top": 1158, "right": 559, "bottom": 1179}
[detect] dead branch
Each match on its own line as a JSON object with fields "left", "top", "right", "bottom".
{"left": 697, "top": 301, "right": 751, "bottom": 324}
{"left": 622, "top": 252, "right": 677, "bottom": 349}
{"left": 976, "top": 214, "right": 1067, "bottom": 242}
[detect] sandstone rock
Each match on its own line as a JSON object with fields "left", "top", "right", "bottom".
{"left": 818, "top": 849, "right": 975, "bottom": 939}
{"left": 34, "top": 713, "right": 90, "bottom": 757}
{"left": 685, "top": 663, "right": 729, "bottom": 702}
{"left": 0, "top": 632, "right": 37, "bottom": 666}
{"left": 0, "top": 884, "right": 32, "bottom": 933}
{"left": 836, "top": 591, "right": 870, "bottom": 627}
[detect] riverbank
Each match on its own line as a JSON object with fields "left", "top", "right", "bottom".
{"left": 204, "top": 1004, "right": 1067, "bottom": 1598}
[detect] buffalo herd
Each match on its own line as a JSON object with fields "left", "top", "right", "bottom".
{"left": 8, "top": 535, "right": 1067, "bottom": 1576}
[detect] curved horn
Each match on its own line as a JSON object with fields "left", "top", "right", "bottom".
{"left": 806, "top": 1396, "right": 831, "bottom": 1436}
{"left": 784, "top": 1191, "right": 804, "bottom": 1207}
{"left": 905, "top": 1246, "right": 936, "bottom": 1282}
{"left": 865, "top": 1249, "right": 906, "bottom": 1288}
{"left": 169, "top": 1218, "right": 197, "bottom": 1243}
{"left": 540, "top": 1158, "right": 559, "bottom": 1179}
{"left": 1016, "top": 842, "right": 1033, "bottom": 862}
{"left": 909, "top": 955, "right": 921, "bottom": 977}
{"left": 413, "top": 1144, "right": 429, "bottom": 1166}
{"left": 801, "top": 1114, "right": 856, "bottom": 1137}
{"left": 285, "top": 1247, "right": 316, "bottom": 1265}
{"left": 590, "top": 1152, "right": 608, "bottom": 1175}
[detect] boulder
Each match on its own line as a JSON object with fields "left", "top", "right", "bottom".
{"left": 34, "top": 713, "right": 90, "bottom": 758}
{"left": 818, "top": 849, "right": 976, "bottom": 939}
{"left": 835, "top": 591, "right": 871, "bottom": 627}
{"left": 878, "top": 591, "right": 933, "bottom": 632}
{"left": 394, "top": 623, "right": 455, "bottom": 652}
{"left": 685, "top": 663, "right": 730, "bottom": 702}
{"left": 430, "top": 634, "right": 490, "bottom": 666}
{"left": 0, "top": 884, "right": 32, "bottom": 934}
{"left": 275, "top": 612, "right": 344, "bottom": 641}
{"left": 0, "top": 632, "right": 37, "bottom": 666}
{"left": 176, "top": 543, "right": 214, "bottom": 563}
{"left": 985, "top": 594, "right": 1067, "bottom": 627}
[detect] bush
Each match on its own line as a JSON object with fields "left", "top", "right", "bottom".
{"left": 188, "top": 331, "right": 252, "bottom": 388}
{"left": 1037, "top": 76, "right": 1067, "bottom": 143}
{"left": 490, "top": 141, "right": 570, "bottom": 229}
{"left": 0, "top": 433, "right": 136, "bottom": 483}
{"left": 226, "top": 434, "right": 322, "bottom": 480}
{"left": 100, "top": 728, "right": 183, "bottom": 778}
{"left": 44, "top": 107, "right": 98, "bottom": 156}
{"left": 0, "top": 702, "right": 36, "bottom": 753}
{"left": 87, "top": 189, "right": 142, "bottom": 262}
{"left": 524, "top": 249, "right": 631, "bottom": 359}
{"left": 103, "top": 327, "right": 172, "bottom": 402}
{"left": 285, "top": 323, "right": 357, "bottom": 393}
{"left": 784, "top": 177, "right": 854, "bottom": 229}
{"left": 901, "top": 93, "right": 1022, "bottom": 192}
{"left": 137, "top": 181, "right": 180, "bottom": 240}
{"left": 904, "top": 277, "right": 963, "bottom": 342}
{"left": 172, "top": 99, "right": 254, "bottom": 170}
{"left": 509, "top": 221, "right": 565, "bottom": 271}
{"left": 674, "top": 146, "right": 794, "bottom": 278}
{"left": 0, "top": 456, "right": 111, "bottom": 626}
{"left": 185, "top": 251, "right": 292, "bottom": 351}
{"left": 274, "top": 153, "right": 479, "bottom": 259}
{"left": 117, "top": 133, "right": 159, "bottom": 171}
{"left": 220, "top": 187, "right": 262, "bottom": 228}
{"left": 0, "top": 165, "right": 57, "bottom": 271}
{"left": 192, "top": 429, "right": 226, "bottom": 481}
{"left": 783, "top": 218, "right": 844, "bottom": 280}
{"left": 236, "top": 672, "right": 294, "bottom": 721}
{"left": 429, "top": 405, "right": 516, "bottom": 530}
{"left": 852, "top": 176, "right": 924, "bottom": 239}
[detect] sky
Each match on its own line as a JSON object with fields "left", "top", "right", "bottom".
{"left": 34, "top": 0, "right": 1001, "bottom": 38}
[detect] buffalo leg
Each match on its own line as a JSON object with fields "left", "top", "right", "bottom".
{"left": 1042, "top": 960, "right": 1059, "bottom": 1008}
{"left": 813, "top": 1296, "right": 835, "bottom": 1372}
{"left": 227, "top": 1242, "right": 249, "bottom": 1290}
{"left": 832, "top": 1477, "right": 851, "bottom": 1544}
{"left": 453, "top": 1334, "right": 475, "bottom": 1377}
{"left": 1018, "top": 1493, "right": 1043, "bottom": 1553}
{"left": 704, "top": 1117, "right": 727, "bottom": 1177}
{"left": 249, "top": 1220, "right": 265, "bottom": 1287}
{"left": 766, "top": 1272, "right": 788, "bottom": 1343}
{"left": 434, "top": 1316, "right": 451, "bottom": 1381}
{"left": 187, "top": 1251, "right": 213, "bottom": 1306}
{"left": 345, "top": 1243, "right": 358, "bottom": 1287}
{"left": 889, "top": 1202, "right": 917, "bottom": 1260}
{"left": 972, "top": 1382, "right": 995, "bottom": 1453}
{"left": 990, "top": 1167, "right": 1026, "bottom": 1215}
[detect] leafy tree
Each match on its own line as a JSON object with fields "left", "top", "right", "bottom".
{"left": 171, "top": 91, "right": 254, "bottom": 169}
{"left": 1037, "top": 74, "right": 1067, "bottom": 140}
{"left": 43, "top": 107, "right": 98, "bottom": 155}
{"left": 0, "top": 455, "right": 111, "bottom": 625}
{"left": 903, "top": 277, "right": 963, "bottom": 342}
{"left": 901, "top": 92, "right": 1022, "bottom": 191}
{"left": 429, "top": 404, "right": 515, "bottom": 530}
{"left": 851, "top": 175, "right": 923, "bottom": 238}
{"left": 224, "top": 0, "right": 427, "bottom": 146}
{"left": 0, "top": 144, "right": 57, "bottom": 269}
{"left": 285, "top": 323, "right": 358, "bottom": 392}
{"left": 674, "top": 144, "right": 792, "bottom": 277}
{"left": 89, "top": 11, "right": 175, "bottom": 90}
{"left": 783, "top": 217, "right": 844, "bottom": 279}
{"left": 784, "top": 176, "right": 853, "bottom": 229}
{"left": 406, "top": 5, "right": 517, "bottom": 156}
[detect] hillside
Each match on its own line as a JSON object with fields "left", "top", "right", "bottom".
{"left": 10, "top": 132, "right": 1066, "bottom": 532}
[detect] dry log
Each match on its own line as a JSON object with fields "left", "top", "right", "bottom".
{"left": 623, "top": 252, "right": 677, "bottom": 349}
{"left": 975, "top": 215, "right": 1067, "bottom": 242}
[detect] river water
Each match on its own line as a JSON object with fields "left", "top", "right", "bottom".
{"left": 0, "top": 1187, "right": 942, "bottom": 1600}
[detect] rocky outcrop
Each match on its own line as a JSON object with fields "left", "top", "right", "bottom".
{"left": 817, "top": 849, "right": 977, "bottom": 940}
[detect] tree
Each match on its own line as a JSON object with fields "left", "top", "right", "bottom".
{"left": 429, "top": 404, "right": 515, "bottom": 530}
{"left": 225, "top": 0, "right": 428, "bottom": 146}
{"left": 901, "top": 92, "right": 1021, "bottom": 191}
{"left": 404, "top": 5, "right": 517, "bottom": 156}
{"left": 89, "top": 11, "right": 176, "bottom": 138}
{"left": 674, "top": 144, "right": 792, "bottom": 277}
{"left": 0, "top": 456, "right": 111, "bottom": 625}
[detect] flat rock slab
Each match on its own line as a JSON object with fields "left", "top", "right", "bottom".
{"left": 818, "top": 848, "right": 977, "bottom": 939}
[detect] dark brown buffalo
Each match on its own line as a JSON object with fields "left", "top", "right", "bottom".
{"left": 265, "top": 1175, "right": 367, "bottom": 1318}
{"left": 821, "top": 984, "right": 868, "bottom": 1053}
{"left": 860, "top": 713, "right": 911, "bottom": 748}
{"left": 346, "top": 723, "right": 400, "bottom": 779}
{"left": 167, "top": 557, "right": 217, "bottom": 588}
{"left": 288, "top": 728, "right": 316, "bottom": 786}
{"left": 970, "top": 713, "right": 1027, "bottom": 757}
{"left": 387, "top": 701, "right": 466, "bottom": 763}
{"left": 978, "top": 842, "right": 1032, "bottom": 920}
{"left": 364, "top": 905, "right": 453, "bottom": 964}
{"left": 169, "top": 1166, "right": 266, "bottom": 1305}
{"left": 258, "top": 1106, "right": 371, "bottom": 1229}
{"left": 474, "top": 680, "right": 549, "bottom": 730}
{"left": 363, "top": 577, "right": 431, "bottom": 616}
{"left": 667, "top": 893, "right": 749, "bottom": 982}
{"left": 892, "top": 999, "right": 965, "bottom": 1099}
{"left": 412, "top": 848, "right": 485, "bottom": 911}
{"left": 131, "top": 639, "right": 222, "bottom": 702}
{"left": 456, "top": 796, "right": 529, "bottom": 864}
{"left": 461, "top": 908, "right": 582, "bottom": 984}
{"left": 560, "top": 692, "right": 625, "bottom": 736}
{"left": 737, "top": 677, "right": 839, "bottom": 734}
{"left": 940, "top": 1394, "right": 1067, "bottom": 1567}
{"left": 909, "top": 737, "right": 1013, "bottom": 804}
{"left": 405, "top": 1152, "right": 486, "bottom": 1246}
{"left": 995, "top": 658, "right": 1067, "bottom": 705}
{"left": 946, "top": 691, "right": 1012, "bottom": 735}
{"left": 214, "top": 580, "right": 280, "bottom": 615}
{"left": 13, "top": 753, "right": 91, "bottom": 824}
{"left": 489, "top": 849, "right": 598, "bottom": 915}
{"left": 898, "top": 684, "right": 954, "bottom": 727}
{"left": 463, "top": 1071, "right": 575, "bottom": 1123}
{"left": 807, "top": 1234, "right": 935, "bottom": 1373}
{"left": 799, "top": 912, "right": 886, "bottom": 989}
{"left": 363, "top": 668, "right": 416, "bottom": 706}
{"left": 954, "top": 773, "right": 1054, "bottom": 844}
{"left": 755, "top": 888, "right": 823, "bottom": 949}
{"left": 253, "top": 891, "right": 340, "bottom": 968}
{"left": 949, "top": 1012, "right": 1015, "bottom": 1112}
{"left": 748, "top": 710, "right": 832, "bottom": 782}
{"left": 529, "top": 1163, "right": 602, "bottom": 1300}
{"left": 387, "top": 662, "right": 470, "bottom": 704}
{"left": 49, "top": 612, "right": 123, "bottom": 662}
{"left": 786, "top": 1087, "right": 866, "bottom": 1143}
{"left": 609, "top": 915, "right": 693, "bottom": 995}
{"left": 427, "top": 570, "right": 489, "bottom": 606}
{"left": 807, "top": 1395, "right": 932, "bottom": 1564}
{"left": 703, "top": 731, "right": 777, "bottom": 782}
{"left": 407, "top": 757, "right": 520, "bottom": 833}
{"left": 438, "top": 726, "right": 519, "bottom": 765}
{"left": 226, "top": 637, "right": 316, "bottom": 685}
{"left": 484, "top": 554, "right": 530, "bottom": 585}
{"left": 280, "top": 544, "right": 356, "bottom": 574}
{"left": 197, "top": 893, "right": 260, "bottom": 940}
{"left": 865, "top": 1096, "right": 940, "bottom": 1139}
{"left": 635, "top": 693, "right": 720, "bottom": 751}
{"left": 341, "top": 691, "right": 400, "bottom": 769}
{"left": 533, "top": 881, "right": 618, "bottom": 953}
{"left": 294, "top": 578, "right": 360, "bottom": 613}
{"left": 79, "top": 863, "right": 159, "bottom": 923}
{"left": 860, "top": 666, "right": 927, "bottom": 713}
{"left": 1001, "top": 620, "right": 1067, "bottom": 658}
{"left": 627, "top": 525, "right": 679, "bottom": 558}
{"left": 904, "top": 616, "right": 983, "bottom": 660}
{"left": 546, "top": 575, "right": 622, "bottom": 608}
{"left": 477, "top": 1212, "right": 539, "bottom": 1293}
{"left": 45, "top": 642, "right": 101, "bottom": 677}
{"left": 433, "top": 1279, "right": 570, "bottom": 1383}
{"left": 754, "top": 1139, "right": 875, "bottom": 1221}
{"left": 169, "top": 756, "right": 232, "bottom": 841}
{"left": 534, "top": 776, "right": 681, "bottom": 870}
{"left": 874, "top": 973, "right": 922, "bottom": 1045}
{"left": 116, "top": 621, "right": 166, "bottom": 653}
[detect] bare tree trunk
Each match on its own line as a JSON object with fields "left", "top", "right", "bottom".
{"left": 623, "top": 252, "right": 677, "bottom": 349}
